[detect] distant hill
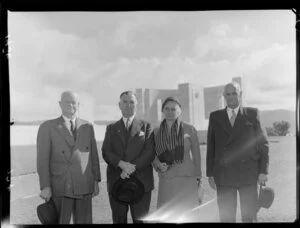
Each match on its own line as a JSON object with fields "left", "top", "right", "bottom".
{"left": 13, "top": 119, "right": 116, "bottom": 126}
{"left": 94, "top": 120, "right": 115, "bottom": 125}
{"left": 260, "top": 109, "right": 296, "bottom": 134}
{"left": 13, "top": 120, "right": 45, "bottom": 125}
{"left": 11, "top": 109, "right": 297, "bottom": 134}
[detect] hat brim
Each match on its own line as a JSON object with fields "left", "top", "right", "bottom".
{"left": 37, "top": 198, "right": 59, "bottom": 224}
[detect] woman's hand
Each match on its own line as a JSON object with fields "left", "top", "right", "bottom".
{"left": 158, "top": 162, "right": 168, "bottom": 172}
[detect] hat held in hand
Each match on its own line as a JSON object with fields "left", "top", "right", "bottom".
{"left": 37, "top": 198, "right": 59, "bottom": 224}
{"left": 257, "top": 184, "right": 275, "bottom": 210}
{"left": 111, "top": 175, "right": 145, "bottom": 205}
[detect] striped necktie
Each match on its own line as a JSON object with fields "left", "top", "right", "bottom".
{"left": 230, "top": 109, "right": 237, "bottom": 127}
{"left": 125, "top": 118, "right": 130, "bottom": 131}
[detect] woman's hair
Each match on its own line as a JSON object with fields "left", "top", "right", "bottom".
{"left": 161, "top": 96, "right": 182, "bottom": 111}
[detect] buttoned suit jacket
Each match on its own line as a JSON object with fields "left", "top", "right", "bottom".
{"left": 37, "top": 116, "right": 101, "bottom": 197}
{"left": 206, "top": 107, "right": 269, "bottom": 187}
{"left": 102, "top": 118, "right": 155, "bottom": 193}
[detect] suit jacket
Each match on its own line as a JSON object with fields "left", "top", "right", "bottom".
{"left": 152, "top": 122, "right": 202, "bottom": 178}
{"left": 37, "top": 116, "right": 101, "bottom": 197}
{"left": 206, "top": 107, "right": 269, "bottom": 187}
{"left": 102, "top": 118, "right": 155, "bottom": 193}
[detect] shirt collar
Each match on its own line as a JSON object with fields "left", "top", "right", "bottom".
{"left": 122, "top": 115, "right": 135, "bottom": 126}
{"left": 62, "top": 115, "right": 76, "bottom": 124}
{"left": 165, "top": 118, "right": 181, "bottom": 133}
{"left": 226, "top": 105, "right": 240, "bottom": 118}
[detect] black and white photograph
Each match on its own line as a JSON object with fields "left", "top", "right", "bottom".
{"left": 3, "top": 7, "right": 298, "bottom": 224}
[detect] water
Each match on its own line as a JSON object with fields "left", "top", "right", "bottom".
{"left": 10, "top": 124, "right": 107, "bottom": 146}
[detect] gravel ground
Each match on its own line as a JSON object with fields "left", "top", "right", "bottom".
{"left": 8, "top": 136, "right": 297, "bottom": 224}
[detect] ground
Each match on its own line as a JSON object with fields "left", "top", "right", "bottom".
{"left": 8, "top": 136, "right": 297, "bottom": 224}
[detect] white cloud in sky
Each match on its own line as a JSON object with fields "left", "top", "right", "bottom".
{"left": 8, "top": 11, "right": 296, "bottom": 121}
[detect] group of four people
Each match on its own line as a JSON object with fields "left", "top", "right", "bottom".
{"left": 36, "top": 81, "right": 269, "bottom": 224}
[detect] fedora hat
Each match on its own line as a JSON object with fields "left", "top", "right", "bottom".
{"left": 257, "top": 184, "right": 275, "bottom": 211}
{"left": 37, "top": 198, "right": 59, "bottom": 224}
{"left": 111, "top": 175, "right": 145, "bottom": 205}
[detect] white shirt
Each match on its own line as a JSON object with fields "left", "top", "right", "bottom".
{"left": 226, "top": 106, "right": 240, "bottom": 120}
{"left": 122, "top": 115, "right": 135, "bottom": 129}
{"left": 62, "top": 115, "right": 76, "bottom": 130}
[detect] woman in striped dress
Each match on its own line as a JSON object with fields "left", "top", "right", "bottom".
{"left": 152, "top": 96, "right": 204, "bottom": 222}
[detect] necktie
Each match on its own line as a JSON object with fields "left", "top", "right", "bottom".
{"left": 125, "top": 118, "right": 130, "bottom": 131}
{"left": 70, "top": 120, "right": 76, "bottom": 140}
{"left": 230, "top": 109, "right": 237, "bottom": 127}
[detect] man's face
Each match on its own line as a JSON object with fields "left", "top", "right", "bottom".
{"left": 223, "top": 84, "right": 241, "bottom": 109}
{"left": 119, "top": 93, "right": 137, "bottom": 118}
{"left": 59, "top": 93, "right": 79, "bottom": 117}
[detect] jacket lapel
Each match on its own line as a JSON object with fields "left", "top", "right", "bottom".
{"left": 128, "top": 118, "right": 142, "bottom": 144}
{"left": 218, "top": 108, "right": 232, "bottom": 135}
{"left": 114, "top": 119, "right": 126, "bottom": 147}
{"left": 226, "top": 106, "right": 247, "bottom": 145}
{"left": 55, "top": 116, "right": 75, "bottom": 147}
{"left": 75, "top": 118, "right": 82, "bottom": 142}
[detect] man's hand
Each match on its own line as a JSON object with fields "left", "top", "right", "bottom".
{"left": 258, "top": 173, "right": 268, "bottom": 185}
{"left": 92, "top": 181, "right": 100, "bottom": 197}
{"left": 208, "top": 177, "right": 216, "bottom": 190}
{"left": 118, "top": 160, "right": 136, "bottom": 175}
{"left": 40, "top": 187, "right": 52, "bottom": 201}
{"left": 120, "top": 170, "right": 130, "bottom": 179}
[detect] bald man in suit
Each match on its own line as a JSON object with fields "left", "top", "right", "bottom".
{"left": 37, "top": 91, "right": 101, "bottom": 224}
{"left": 206, "top": 82, "right": 269, "bottom": 222}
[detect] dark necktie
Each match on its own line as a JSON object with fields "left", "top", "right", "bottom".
{"left": 70, "top": 120, "right": 76, "bottom": 140}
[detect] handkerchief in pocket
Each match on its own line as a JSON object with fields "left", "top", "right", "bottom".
{"left": 184, "top": 133, "right": 191, "bottom": 138}
{"left": 139, "top": 131, "right": 145, "bottom": 136}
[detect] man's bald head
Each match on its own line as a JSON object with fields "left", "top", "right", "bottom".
{"left": 59, "top": 91, "right": 80, "bottom": 119}
{"left": 223, "top": 82, "right": 242, "bottom": 109}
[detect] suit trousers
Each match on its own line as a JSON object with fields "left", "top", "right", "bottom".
{"left": 52, "top": 195, "right": 92, "bottom": 224}
{"left": 108, "top": 191, "right": 152, "bottom": 224}
{"left": 216, "top": 184, "right": 258, "bottom": 222}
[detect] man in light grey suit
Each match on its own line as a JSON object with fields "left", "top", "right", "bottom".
{"left": 37, "top": 91, "right": 101, "bottom": 224}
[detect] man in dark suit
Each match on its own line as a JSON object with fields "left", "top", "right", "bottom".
{"left": 37, "top": 91, "right": 101, "bottom": 224}
{"left": 206, "top": 82, "right": 269, "bottom": 222}
{"left": 102, "top": 91, "right": 155, "bottom": 224}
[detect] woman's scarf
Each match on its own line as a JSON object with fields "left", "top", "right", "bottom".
{"left": 155, "top": 119, "right": 184, "bottom": 167}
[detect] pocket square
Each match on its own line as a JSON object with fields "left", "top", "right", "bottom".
{"left": 139, "top": 131, "right": 145, "bottom": 136}
{"left": 245, "top": 122, "right": 253, "bottom": 126}
{"left": 184, "top": 133, "right": 191, "bottom": 138}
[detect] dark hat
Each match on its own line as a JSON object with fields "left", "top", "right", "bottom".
{"left": 111, "top": 175, "right": 145, "bottom": 205}
{"left": 257, "top": 184, "right": 275, "bottom": 210}
{"left": 37, "top": 198, "right": 59, "bottom": 224}
{"left": 161, "top": 96, "right": 182, "bottom": 111}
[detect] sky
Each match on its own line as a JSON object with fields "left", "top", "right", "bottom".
{"left": 8, "top": 10, "right": 296, "bottom": 121}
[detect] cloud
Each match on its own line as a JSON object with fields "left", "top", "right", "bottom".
{"left": 8, "top": 11, "right": 296, "bottom": 122}
{"left": 209, "top": 23, "right": 231, "bottom": 37}
{"left": 239, "top": 42, "right": 296, "bottom": 110}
